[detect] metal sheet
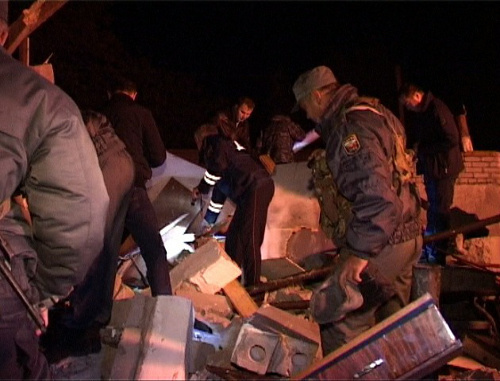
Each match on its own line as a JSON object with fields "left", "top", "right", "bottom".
{"left": 151, "top": 177, "right": 200, "bottom": 230}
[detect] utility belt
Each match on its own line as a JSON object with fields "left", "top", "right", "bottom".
{"left": 388, "top": 219, "right": 421, "bottom": 245}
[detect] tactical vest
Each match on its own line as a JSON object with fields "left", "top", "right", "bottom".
{"left": 308, "top": 149, "right": 352, "bottom": 245}
{"left": 309, "top": 97, "right": 419, "bottom": 245}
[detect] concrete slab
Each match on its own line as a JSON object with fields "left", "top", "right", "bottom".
{"left": 150, "top": 177, "right": 200, "bottom": 231}
{"left": 103, "top": 295, "right": 194, "bottom": 380}
{"left": 175, "top": 286, "right": 233, "bottom": 323}
{"left": 231, "top": 323, "right": 280, "bottom": 375}
{"left": 136, "top": 296, "right": 194, "bottom": 380}
{"left": 170, "top": 239, "right": 241, "bottom": 294}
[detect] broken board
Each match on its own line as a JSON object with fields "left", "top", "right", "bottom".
{"left": 293, "top": 293, "right": 462, "bottom": 380}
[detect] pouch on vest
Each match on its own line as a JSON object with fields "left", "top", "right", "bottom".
{"left": 308, "top": 149, "right": 352, "bottom": 244}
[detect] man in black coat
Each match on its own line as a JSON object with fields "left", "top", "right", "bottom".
{"left": 192, "top": 122, "right": 274, "bottom": 287}
{"left": 400, "top": 83, "right": 464, "bottom": 265}
{"left": 103, "top": 78, "right": 172, "bottom": 295}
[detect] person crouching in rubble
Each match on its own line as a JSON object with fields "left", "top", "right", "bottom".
{"left": 192, "top": 121, "right": 275, "bottom": 287}
{"left": 292, "top": 65, "right": 422, "bottom": 355}
{"left": 0, "top": 1, "right": 109, "bottom": 377}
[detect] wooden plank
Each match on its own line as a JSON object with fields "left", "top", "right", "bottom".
{"left": 6, "top": 0, "right": 68, "bottom": 55}
{"left": 223, "top": 279, "right": 258, "bottom": 318}
{"left": 293, "top": 293, "right": 462, "bottom": 380}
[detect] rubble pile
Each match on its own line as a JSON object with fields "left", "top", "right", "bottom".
{"left": 49, "top": 157, "right": 500, "bottom": 380}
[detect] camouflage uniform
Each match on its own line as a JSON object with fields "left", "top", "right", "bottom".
{"left": 261, "top": 115, "right": 306, "bottom": 164}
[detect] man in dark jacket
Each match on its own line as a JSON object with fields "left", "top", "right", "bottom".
{"left": 103, "top": 78, "right": 172, "bottom": 296}
{"left": 0, "top": 4, "right": 109, "bottom": 377}
{"left": 216, "top": 97, "right": 256, "bottom": 155}
{"left": 400, "top": 83, "right": 464, "bottom": 265}
{"left": 192, "top": 122, "right": 274, "bottom": 287}
{"left": 293, "top": 66, "right": 422, "bottom": 355}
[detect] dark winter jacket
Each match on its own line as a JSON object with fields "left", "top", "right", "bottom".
{"left": 197, "top": 134, "right": 271, "bottom": 224}
{"left": 103, "top": 93, "right": 166, "bottom": 188}
{"left": 0, "top": 47, "right": 109, "bottom": 301}
{"left": 315, "top": 84, "right": 421, "bottom": 259}
{"left": 404, "top": 92, "right": 464, "bottom": 179}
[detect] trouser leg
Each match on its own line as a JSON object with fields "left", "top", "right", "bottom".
{"left": 424, "top": 177, "right": 455, "bottom": 264}
{"left": 125, "top": 187, "right": 172, "bottom": 296}
{"left": 0, "top": 283, "right": 50, "bottom": 380}
{"left": 70, "top": 152, "right": 134, "bottom": 327}
{"left": 320, "top": 237, "right": 421, "bottom": 356}
{"left": 225, "top": 179, "right": 274, "bottom": 287}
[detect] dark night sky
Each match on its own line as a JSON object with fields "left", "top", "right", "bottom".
{"left": 9, "top": 1, "right": 499, "bottom": 150}
{"left": 109, "top": 1, "right": 499, "bottom": 150}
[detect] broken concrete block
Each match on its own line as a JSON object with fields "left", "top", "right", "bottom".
{"left": 103, "top": 295, "right": 194, "bottom": 380}
{"left": 268, "top": 334, "right": 320, "bottom": 377}
{"left": 206, "top": 317, "right": 244, "bottom": 370}
{"left": 441, "top": 265, "right": 500, "bottom": 295}
{"left": 248, "top": 304, "right": 321, "bottom": 376}
{"left": 456, "top": 235, "right": 500, "bottom": 266}
{"left": 175, "top": 285, "right": 233, "bottom": 325}
{"left": 231, "top": 323, "right": 280, "bottom": 375}
{"left": 286, "top": 227, "right": 336, "bottom": 265}
{"left": 170, "top": 239, "right": 241, "bottom": 294}
{"left": 261, "top": 257, "right": 305, "bottom": 280}
{"left": 189, "top": 340, "right": 216, "bottom": 374}
{"left": 249, "top": 304, "right": 321, "bottom": 348}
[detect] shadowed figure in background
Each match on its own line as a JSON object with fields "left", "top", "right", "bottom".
{"left": 260, "top": 114, "right": 306, "bottom": 164}
{"left": 103, "top": 77, "right": 172, "bottom": 296}
{"left": 399, "top": 83, "right": 464, "bottom": 265}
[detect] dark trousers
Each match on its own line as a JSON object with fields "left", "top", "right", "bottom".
{"left": 225, "top": 178, "right": 274, "bottom": 287}
{"left": 69, "top": 150, "right": 134, "bottom": 327}
{"left": 126, "top": 186, "right": 172, "bottom": 295}
{"left": 0, "top": 281, "right": 50, "bottom": 380}
{"left": 319, "top": 236, "right": 422, "bottom": 355}
{"left": 423, "top": 176, "right": 456, "bottom": 263}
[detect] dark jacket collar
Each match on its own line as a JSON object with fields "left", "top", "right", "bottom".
{"left": 317, "top": 84, "right": 359, "bottom": 135}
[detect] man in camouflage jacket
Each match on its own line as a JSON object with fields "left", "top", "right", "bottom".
{"left": 261, "top": 114, "right": 306, "bottom": 164}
